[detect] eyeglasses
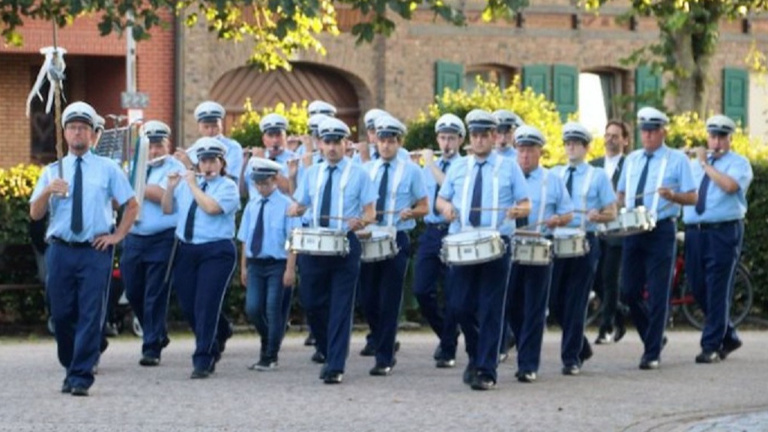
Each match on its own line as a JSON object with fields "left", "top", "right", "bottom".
{"left": 65, "top": 124, "right": 92, "bottom": 132}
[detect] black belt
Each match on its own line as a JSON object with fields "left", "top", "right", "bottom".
{"left": 49, "top": 237, "right": 92, "bottom": 248}
{"left": 426, "top": 223, "right": 449, "bottom": 230}
{"left": 248, "top": 257, "right": 287, "bottom": 265}
{"left": 685, "top": 220, "right": 741, "bottom": 231}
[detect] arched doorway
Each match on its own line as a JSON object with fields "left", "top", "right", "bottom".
{"left": 210, "top": 63, "right": 362, "bottom": 132}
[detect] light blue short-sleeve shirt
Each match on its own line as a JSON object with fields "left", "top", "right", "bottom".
{"left": 30, "top": 152, "right": 135, "bottom": 242}
{"left": 552, "top": 162, "right": 616, "bottom": 232}
{"left": 682, "top": 151, "right": 753, "bottom": 224}
{"left": 524, "top": 167, "right": 574, "bottom": 235}
{"left": 363, "top": 158, "right": 428, "bottom": 231}
{"left": 237, "top": 189, "right": 301, "bottom": 259}
{"left": 173, "top": 175, "right": 240, "bottom": 244}
{"left": 130, "top": 157, "right": 185, "bottom": 236}
{"left": 423, "top": 155, "right": 463, "bottom": 224}
{"left": 438, "top": 152, "right": 530, "bottom": 236}
{"left": 217, "top": 135, "right": 244, "bottom": 183}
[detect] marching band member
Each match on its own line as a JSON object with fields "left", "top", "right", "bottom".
{"left": 436, "top": 109, "right": 530, "bottom": 391}
{"left": 549, "top": 122, "right": 616, "bottom": 376}
{"left": 412, "top": 113, "right": 465, "bottom": 368}
{"left": 492, "top": 109, "right": 523, "bottom": 160}
{"left": 241, "top": 113, "right": 296, "bottom": 196}
{"left": 288, "top": 117, "right": 377, "bottom": 384}
{"left": 360, "top": 116, "right": 428, "bottom": 376}
{"left": 617, "top": 107, "right": 697, "bottom": 370}
{"left": 683, "top": 115, "right": 752, "bottom": 364}
{"left": 308, "top": 99, "right": 337, "bottom": 117}
{"left": 162, "top": 138, "right": 240, "bottom": 379}
{"left": 120, "top": 120, "right": 184, "bottom": 367}
{"left": 354, "top": 108, "right": 410, "bottom": 164}
{"left": 508, "top": 125, "right": 574, "bottom": 383}
{"left": 30, "top": 101, "right": 138, "bottom": 396}
{"left": 237, "top": 158, "right": 301, "bottom": 371}
{"left": 590, "top": 120, "right": 630, "bottom": 344}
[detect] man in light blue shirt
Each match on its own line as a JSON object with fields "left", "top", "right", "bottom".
{"left": 506, "top": 125, "right": 574, "bottom": 383}
{"left": 359, "top": 115, "right": 428, "bottom": 376}
{"left": 240, "top": 113, "right": 297, "bottom": 198}
{"left": 30, "top": 101, "right": 138, "bottom": 396}
{"left": 682, "top": 115, "right": 753, "bottom": 364}
{"left": 493, "top": 109, "right": 523, "bottom": 160}
{"left": 120, "top": 120, "right": 184, "bottom": 367}
{"left": 190, "top": 101, "right": 244, "bottom": 183}
{"left": 237, "top": 158, "right": 301, "bottom": 371}
{"left": 289, "top": 117, "right": 377, "bottom": 384}
{"left": 616, "top": 107, "right": 698, "bottom": 370}
{"left": 412, "top": 113, "right": 464, "bottom": 368}
{"left": 435, "top": 109, "right": 530, "bottom": 391}
{"left": 549, "top": 122, "right": 616, "bottom": 376}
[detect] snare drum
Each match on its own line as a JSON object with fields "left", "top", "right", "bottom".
{"left": 599, "top": 206, "right": 656, "bottom": 237}
{"left": 552, "top": 228, "right": 589, "bottom": 258}
{"left": 360, "top": 231, "right": 399, "bottom": 262}
{"left": 287, "top": 228, "right": 349, "bottom": 256}
{"left": 441, "top": 230, "right": 505, "bottom": 266}
{"left": 512, "top": 237, "right": 552, "bottom": 266}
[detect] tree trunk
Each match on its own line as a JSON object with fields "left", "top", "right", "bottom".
{"left": 667, "top": 24, "right": 715, "bottom": 116}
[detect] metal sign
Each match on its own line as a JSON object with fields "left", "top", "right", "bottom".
{"left": 121, "top": 91, "right": 149, "bottom": 109}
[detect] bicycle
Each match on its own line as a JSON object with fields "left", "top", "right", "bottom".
{"left": 586, "top": 232, "right": 754, "bottom": 329}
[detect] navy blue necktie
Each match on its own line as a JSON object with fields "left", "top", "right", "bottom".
{"left": 71, "top": 157, "right": 83, "bottom": 234}
{"left": 565, "top": 166, "right": 576, "bottom": 197}
{"left": 250, "top": 198, "right": 268, "bottom": 256}
{"left": 469, "top": 162, "right": 486, "bottom": 227}
{"left": 184, "top": 182, "right": 207, "bottom": 241}
{"left": 146, "top": 165, "right": 153, "bottom": 180}
{"left": 695, "top": 158, "right": 714, "bottom": 215}
{"left": 516, "top": 173, "right": 531, "bottom": 228}
{"left": 635, "top": 153, "right": 653, "bottom": 207}
{"left": 319, "top": 166, "right": 336, "bottom": 228}
{"left": 376, "top": 162, "right": 390, "bottom": 223}
{"left": 433, "top": 161, "right": 450, "bottom": 216}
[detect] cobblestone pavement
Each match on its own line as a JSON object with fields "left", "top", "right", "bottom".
{"left": 0, "top": 329, "right": 766, "bottom": 432}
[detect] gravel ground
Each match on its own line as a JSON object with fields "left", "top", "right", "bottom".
{"left": 0, "top": 328, "right": 766, "bottom": 432}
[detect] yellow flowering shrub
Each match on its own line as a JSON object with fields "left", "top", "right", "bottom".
{"left": 229, "top": 99, "right": 310, "bottom": 148}
{"left": 665, "top": 111, "right": 768, "bottom": 161}
{"left": 0, "top": 164, "right": 42, "bottom": 244}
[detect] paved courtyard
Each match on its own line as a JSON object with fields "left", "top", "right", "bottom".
{"left": 0, "top": 328, "right": 766, "bottom": 431}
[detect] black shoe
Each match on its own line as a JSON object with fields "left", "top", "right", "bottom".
{"left": 615, "top": 322, "right": 627, "bottom": 343}
{"left": 324, "top": 371, "right": 343, "bottom": 384}
{"left": 359, "top": 343, "right": 376, "bottom": 357}
{"left": 639, "top": 358, "right": 660, "bottom": 370}
{"left": 139, "top": 355, "right": 160, "bottom": 367}
{"left": 61, "top": 380, "right": 71, "bottom": 394}
{"left": 190, "top": 369, "right": 211, "bottom": 379}
{"left": 433, "top": 345, "right": 443, "bottom": 361}
{"left": 100, "top": 337, "right": 109, "bottom": 354}
{"left": 311, "top": 351, "right": 326, "bottom": 364}
{"left": 218, "top": 324, "right": 234, "bottom": 354}
{"left": 435, "top": 358, "right": 456, "bottom": 369}
{"left": 517, "top": 371, "right": 537, "bottom": 383}
{"left": 70, "top": 387, "right": 89, "bottom": 397}
{"left": 369, "top": 364, "right": 393, "bottom": 376}
{"left": 719, "top": 339, "right": 742, "bottom": 360}
{"left": 304, "top": 334, "right": 316, "bottom": 347}
{"left": 470, "top": 374, "right": 496, "bottom": 391}
{"left": 695, "top": 351, "right": 721, "bottom": 364}
{"left": 161, "top": 337, "right": 171, "bottom": 349}
{"left": 595, "top": 329, "right": 614, "bottom": 345}
{"left": 462, "top": 365, "right": 477, "bottom": 385}
{"left": 579, "top": 340, "right": 593, "bottom": 362}
{"left": 318, "top": 365, "right": 328, "bottom": 380}
{"left": 498, "top": 351, "right": 510, "bottom": 363}
{"left": 394, "top": 340, "right": 400, "bottom": 352}
{"left": 562, "top": 365, "right": 581, "bottom": 376}
{"left": 253, "top": 357, "right": 279, "bottom": 371}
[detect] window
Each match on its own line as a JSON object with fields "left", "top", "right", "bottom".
{"left": 465, "top": 65, "right": 517, "bottom": 93}
{"left": 578, "top": 70, "right": 625, "bottom": 137}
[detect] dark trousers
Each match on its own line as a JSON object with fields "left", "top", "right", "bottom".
{"left": 594, "top": 238, "right": 624, "bottom": 333}
{"left": 447, "top": 237, "right": 511, "bottom": 382}
{"left": 299, "top": 233, "right": 362, "bottom": 373}
{"left": 508, "top": 261, "right": 552, "bottom": 373}
{"left": 246, "top": 259, "right": 289, "bottom": 360}
{"left": 684, "top": 221, "right": 743, "bottom": 353}
{"left": 412, "top": 224, "right": 458, "bottom": 358}
{"left": 46, "top": 243, "right": 112, "bottom": 389}
{"left": 120, "top": 229, "right": 174, "bottom": 358}
{"left": 551, "top": 234, "right": 600, "bottom": 367}
{"left": 621, "top": 219, "right": 676, "bottom": 362}
{"left": 359, "top": 231, "right": 410, "bottom": 367}
{"left": 173, "top": 240, "right": 237, "bottom": 372}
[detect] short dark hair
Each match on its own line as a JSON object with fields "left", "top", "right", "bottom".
{"left": 605, "top": 119, "right": 631, "bottom": 154}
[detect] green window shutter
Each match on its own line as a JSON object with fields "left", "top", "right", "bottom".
{"left": 522, "top": 64, "right": 551, "bottom": 99}
{"left": 634, "top": 66, "right": 662, "bottom": 147}
{"left": 723, "top": 68, "right": 749, "bottom": 127}
{"left": 553, "top": 64, "right": 578, "bottom": 122}
{"left": 434, "top": 61, "right": 464, "bottom": 96}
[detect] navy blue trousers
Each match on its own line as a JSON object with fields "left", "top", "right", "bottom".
{"left": 447, "top": 237, "right": 511, "bottom": 382}
{"left": 508, "top": 261, "right": 553, "bottom": 373}
{"left": 299, "top": 233, "right": 361, "bottom": 374}
{"left": 550, "top": 234, "right": 600, "bottom": 367}
{"left": 621, "top": 219, "right": 676, "bottom": 362}
{"left": 684, "top": 221, "right": 743, "bottom": 353}
{"left": 46, "top": 243, "right": 112, "bottom": 389}
{"left": 172, "top": 239, "right": 237, "bottom": 372}
{"left": 359, "top": 231, "right": 410, "bottom": 367}
{"left": 246, "top": 258, "right": 288, "bottom": 360}
{"left": 120, "top": 229, "right": 175, "bottom": 358}
{"left": 413, "top": 224, "right": 458, "bottom": 359}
